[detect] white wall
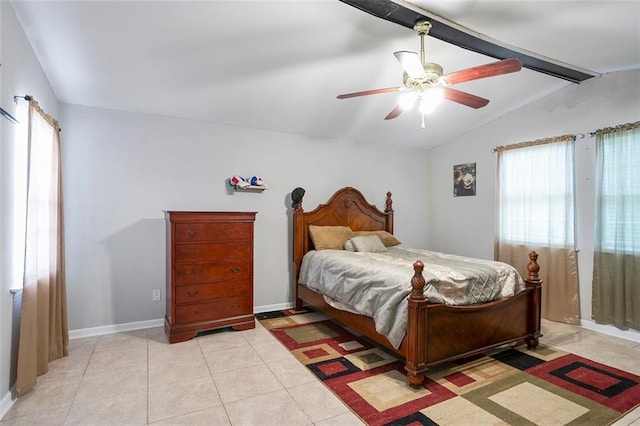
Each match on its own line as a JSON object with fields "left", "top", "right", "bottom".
{"left": 0, "top": 1, "right": 59, "bottom": 415}
{"left": 59, "top": 104, "right": 431, "bottom": 330}
{"left": 427, "top": 69, "right": 640, "bottom": 329}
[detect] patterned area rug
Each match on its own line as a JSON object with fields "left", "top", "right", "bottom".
{"left": 257, "top": 308, "right": 640, "bottom": 426}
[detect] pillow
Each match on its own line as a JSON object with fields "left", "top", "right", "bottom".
{"left": 308, "top": 225, "right": 353, "bottom": 250}
{"left": 353, "top": 230, "right": 401, "bottom": 247}
{"left": 350, "top": 235, "right": 387, "bottom": 253}
{"left": 344, "top": 239, "right": 356, "bottom": 251}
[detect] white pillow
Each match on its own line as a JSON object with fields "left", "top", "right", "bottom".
{"left": 344, "top": 239, "right": 356, "bottom": 251}
{"left": 350, "top": 235, "right": 387, "bottom": 253}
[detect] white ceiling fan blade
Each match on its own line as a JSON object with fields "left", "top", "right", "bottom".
{"left": 394, "top": 51, "right": 425, "bottom": 79}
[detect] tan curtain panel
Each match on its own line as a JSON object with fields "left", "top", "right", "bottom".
{"left": 16, "top": 99, "right": 69, "bottom": 396}
{"left": 497, "top": 243, "right": 580, "bottom": 324}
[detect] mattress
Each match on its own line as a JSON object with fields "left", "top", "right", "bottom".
{"left": 298, "top": 246, "right": 524, "bottom": 348}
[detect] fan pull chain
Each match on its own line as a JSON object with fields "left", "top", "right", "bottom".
{"left": 421, "top": 113, "right": 425, "bottom": 129}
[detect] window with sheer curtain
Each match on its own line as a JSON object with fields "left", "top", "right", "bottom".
{"left": 592, "top": 122, "right": 640, "bottom": 331}
{"left": 496, "top": 136, "right": 580, "bottom": 324}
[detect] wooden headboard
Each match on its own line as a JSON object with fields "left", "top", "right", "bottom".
{"left": 292, "top": 187, "right": 394, "bottom": 295}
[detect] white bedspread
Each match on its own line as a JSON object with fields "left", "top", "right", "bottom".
{"left": 298, "top": 246, "right": 525, "bottom": 349}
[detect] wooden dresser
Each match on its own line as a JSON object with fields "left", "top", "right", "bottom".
{"left": 164, "top": 211, "right": 257, "bottom": 343}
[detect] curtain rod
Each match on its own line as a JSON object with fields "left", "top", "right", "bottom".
{"left": 574, "top": 132, "right": 595, "bottom": 139}
{"left": 0, "top": 94, "right": 29, "bottom": 124}
{"left": 491, "top": 132, "right": 594, "bottom": 153}
{"left": 13, "top": 94, "right": 62, "bottom": 132}
{"left": 492, "top": 121, "right": 638, "bottom": 152}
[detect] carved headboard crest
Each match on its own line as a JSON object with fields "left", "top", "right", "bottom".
{"left": 343, "top": 198, "right": 357, "bottom": 209}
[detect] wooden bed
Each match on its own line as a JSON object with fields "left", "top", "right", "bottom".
{"left": 292, "top": 186, "right": 542, "bottom": 387}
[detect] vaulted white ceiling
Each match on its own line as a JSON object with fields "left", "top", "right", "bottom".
{"left": 10, "top": 0, "right": 640, "bottom": 149}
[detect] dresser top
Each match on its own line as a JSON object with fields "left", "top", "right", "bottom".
{"left": 164, "top": 211, "right": 257, "bottom": 222}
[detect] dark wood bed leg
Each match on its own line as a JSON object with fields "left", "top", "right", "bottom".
{"left": 524, "top": 250, "right": 543, "bottom": 349}
{"left": 405, "top": 260, "right": 430, "bottom": 388}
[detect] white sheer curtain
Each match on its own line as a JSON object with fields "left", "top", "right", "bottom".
{"left": 496, "top": 136, "right": 580, "bottom": 323}
{"left": 592, "top": 122, "right": 640, "bottom": 331}
{"left": 16, "top": 98, "right": 68, "bottom": 396}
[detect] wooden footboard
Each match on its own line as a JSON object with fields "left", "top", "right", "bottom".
{"left": 404, "top": 251, "right": 542, "bottom": 387}
{"left": 292, "top": 187, "right": 543, "bottom": 387}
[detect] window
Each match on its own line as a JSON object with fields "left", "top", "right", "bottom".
{"left": 498, "top": 141, "right": 575, "bottom": 247}
{"left": 11, "top": 100, "right": 59, "bottom": 289}
{"left": 11, "top": 101, "right": 28, "bottom": 289}
{"left": 595, "top": 127, "right": 640, "bottom": 253}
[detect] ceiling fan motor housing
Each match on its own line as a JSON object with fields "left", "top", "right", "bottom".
{"left": 403, "top": 62, "right": 443, "bottom": 91}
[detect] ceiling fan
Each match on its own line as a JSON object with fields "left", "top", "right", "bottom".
{"left": 337, "top": 21, "right": 523, "bottom": 126}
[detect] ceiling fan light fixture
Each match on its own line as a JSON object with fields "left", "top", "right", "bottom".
{"left": 399, "top": 91, "right": 418, "bottom": 110}
{"left": 419, "top": 100, "right": 437, "bottom": 115}
{"left": 418, "top": 88, "right": 444, "bottom": 114}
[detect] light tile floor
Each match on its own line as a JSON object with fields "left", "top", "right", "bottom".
{"left": 1, "top": 318, "right": 639, "bottom": 425}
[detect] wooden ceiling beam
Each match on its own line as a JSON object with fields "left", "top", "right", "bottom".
{"left": 339, "top": 0, "right": 599, "bottom": 83}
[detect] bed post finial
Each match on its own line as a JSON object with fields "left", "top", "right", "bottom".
{"left": 410, "top": 261, "right": 426, "bottom": 300}
{"left": 527, "top": 250, "right": 540, "bottom": 281}
{"left": 385, "top": 192, "right": 393, "bottom": 213}
{"left": 385, "top": 191, "right": 394, "bottom": 233}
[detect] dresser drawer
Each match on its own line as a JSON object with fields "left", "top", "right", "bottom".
{"left": 175, "top": 280, "right": 251, "bottom": 304}
{"left": 175, "top": 297, "right": 252, "bottom": 324}
{"left": 175, "top": 223, "right": 251, "bottom": 242}
{"left": 175, "top": 261, "right": 251, "bottom": 284}
{"left": 174, "top": 241, "right": 251, "bottom": 263}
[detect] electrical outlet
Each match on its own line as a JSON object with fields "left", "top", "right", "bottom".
{"left": 152, "top": 289, "right": 161, "bottom": 302}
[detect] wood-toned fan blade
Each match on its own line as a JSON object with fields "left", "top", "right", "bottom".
{"left": 443, "top": 58, "right": 523, "bottom": 85}
{"left": 394, "top": 51, "right": 426, "bottom": 79}
{"left": 384, "top": 104, "right": 404, "bottom": 120}
{"left": 337, "top": 87, "right": 401, "bottom": 99}
{"left": 443, "top": 87, "right": 490, "bottom": 109}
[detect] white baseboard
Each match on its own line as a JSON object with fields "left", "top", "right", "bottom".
{"left": 66, "top": 304, "right": 640, "bottom": 345}
{"left": 0, "top": 387, "right": 16, "bottom": 422}
{"left": 580, "top": 319, "right": 640, "bottom": 344}
{"left": 69, "top": 318, "right": 164, "bottom": 340}
{"left": 254, "top": 302, "right": 294, "bottom": 313}
{"left": 69, "top": 303, "right": 295, "bottom": 339}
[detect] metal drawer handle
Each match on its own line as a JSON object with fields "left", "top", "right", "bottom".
{"left": 229, "top": 285, "right": 241, "bottom": 291}
{"left": 230, "top": 267, "right": 241, "bottom": 273}
{"left": 186, "top": 230, "right": 199, "bottom": 237}
{"left": 185, "top": 249, "right": 200, "bottom": 255}
{"left": 185, "top": 269, "right": 202, "bottom": 275}
{"left": 187, "top": 290, "right": 200, "bottom": 297}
